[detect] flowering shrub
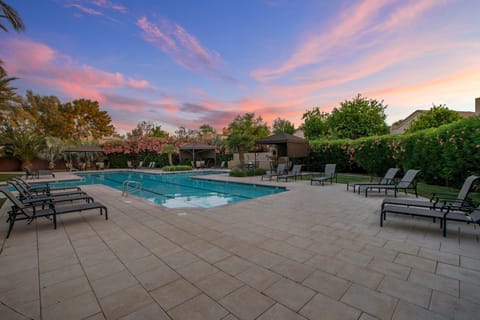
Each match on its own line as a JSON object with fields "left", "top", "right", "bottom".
{"left": 308, "top": 116, "right": 480, "bottom": 187}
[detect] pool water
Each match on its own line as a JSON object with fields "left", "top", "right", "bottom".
{"left": 47, "top": 171, "right": 286, "bottom": 208}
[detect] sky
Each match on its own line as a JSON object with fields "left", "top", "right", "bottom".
{"left": 1, "top": 0, "right": 480, "bottom": 135}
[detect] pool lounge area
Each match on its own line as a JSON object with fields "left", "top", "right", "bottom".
{"left": 1, "top": 170, "right": 479, "bottom": 319}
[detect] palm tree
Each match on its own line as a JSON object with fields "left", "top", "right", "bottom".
{"left": 0, "top": 0, "right": 25, "bottom": 32}
{"left": 0, "top": 126, "right": 45, "bottom": 169}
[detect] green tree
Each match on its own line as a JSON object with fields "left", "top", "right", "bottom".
{"left": 62, "top": 99, "right": 115, "bottom": 140}
{"left": 272, "top": 118, "right": 295, "bottom": 134}
{"left": 0, "top": 124, "right": 45, "bottom": 169}
{"left": 328, "top": 94, "right": 389, "bottom": 139}
{"left": 163, "top": 144, "right": 176, "bottom": 166}
{"left": 22, "top": 91, "right": 67, "bottom": 137}
{"left": 226, "top": 113, "right": 269, "bottom": 168}
{"left": 0, "top": 65, "right": 22, "bottom": 121}
{"left": 406, "top": 104, "right": 461, "bottom": 133}
{"left": 300, "top": 107, "right": 329, "bottom": 140}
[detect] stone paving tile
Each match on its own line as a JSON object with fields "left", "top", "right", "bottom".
{"left": 0, "top": 302, "right": 31, "bottom": 320}
{"left": 82, "top": 258, "right": 126, "bottom": 281}
{"left": 300, "top": 293, "right": 361, "bottom": 320}
{"left": 436, "top": 263, "right": 480, "bottom": 286}
{"left": 418, "top": 247, "right": 459, "bottom": 266}
{"left": 257, "top": 303, "right": 308, "bottom": 320}
{"left": 459, "top": 281, "right": 480, "bottom": 304}
{"left": 358, "top": 313, "right": 380, "bottom": 320}
{"left": 304, "top": 254, "right": 345, "bottom": 275}
{"left": 220, "top": 285, "right": 275, "bottom": 320}
{"left": 41, "top": 275, "right": 91, "bottom": 308}
{"left": 264, "top": 278, "right": 315, "bottom": 311}
{"left": 196, "top": 271, "right": 244, "bottom": 300}
{"left": 42, "top": 291, "right": 101, "bottom": 320}
{"left": 214, "top": 255, "right": 254, "bottom": 276}
{"left": 460, "top": 255, "right": 480, "bottom": 271}
{"left": 177, "top": 260, "right": 219, "bottom": 284}
{"left": 360, "top": 244, "right": 399, "bottom": 262}
{"left": 150, "top": 278, "right": 200, "bottom": 310}
{"left": 307, "top": 241, "right": 343, "bottom": 257}
{"left": 161, "top": 249, "right": 200, "bottom": 269}
{"left": 91, "top": 270, "right": 139, "bottom": 298}
{"left": 118, "top": 302, "right": 170, "bottom": 320}
{"left": 392, "top": 300, "right": 448, "bottom": 320}
{"left": 169, "top": 293, "right": 229, "bottom": 320}
{"left": 430, "top": 290, "right": 480, "bottom": 320}
{"left": 378, "top": 276, "right": 431, "bottom": 308}
{"left": 236, "top": 265, "right": 282, "bottom": 292}
{"left": 99, "top": 284, "right": 154, "bottom": 319}
{"left": 40, "top": 263, "right": 85, "bottom": 288}
{"left": 122, "top": 254, "right": 166, "bottom": 275}
{"left": 394, "top": 253, "right": 437, "bottom": 273}
{"left": 384, "top": 240, "right": 419, "bottom": 256}
{"left": 84, "top": 313, "right": 105, "bottom": 320}
{"left": 408, "top": 269, "right": 459, "bottom": 297}
{"left": 337, "top": 264, "right": 384, "bottom": 289}
{"left": 271, "top": 259, "right": 315, "bottom": 282}
{"left": 136, "top": 264, "right": 181, "bottom": 291}
{"left": 286, "top": 236, "right": 314, "bottom": 249}
{"left": 341, "top": 284, "right": 397, "bottom": 320}
{"left": 303, "top": 269, "right": 351, "bottom": 300}
{"left": 197, "top": 246, "right": 232, "bottom": 264}
{"left": 247, "top": 250, "right": 287, "bottom": 268}
{"left": 368, "top": 257, "right": 411, "bottom": 280}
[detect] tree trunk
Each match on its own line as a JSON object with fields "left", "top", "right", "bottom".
{"left": 238, "top": 145, "right": 245, "bottom": 169}
{"left": 168, "top": 153, "right": 173, "bottom": 166}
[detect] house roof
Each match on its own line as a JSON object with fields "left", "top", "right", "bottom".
{"left": 256, "top": 133, "right": 307, "bottom": 145}
{"left": 179, "top": 142, "right": 216, "bottom": 150}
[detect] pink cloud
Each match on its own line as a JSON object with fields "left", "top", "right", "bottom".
{"left": 67, "top": 4, "right": 103, "bottom": 16}
{"left": 91, "top": 0, "right": 127, "bottom": 13}
{"left": 136, "top": 16, "right": 229, "bottom": 80}
{"left": 66, "top": 0, "right": 127, "bottom": 15}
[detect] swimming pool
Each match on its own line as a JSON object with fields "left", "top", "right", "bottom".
{"left": 46, "top": 171, "right": 286, "bottom": 208}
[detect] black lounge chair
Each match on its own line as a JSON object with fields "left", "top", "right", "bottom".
{"left": 381, "top": 202, "right": 480, "bottom": 237}
{"left": 347, "top": 168, "right": 399, "bottom": 192}
{"left": 7, "top": 181, "right": 93, "bottom": 206}
{"left": 24, "top": 167, "right": 39, "bottom": 179}
{"left": 358, "top": 169, "right": 420, "bottom": 197}
{"left": 311, "top": 164, "right": 337, "bottom": 185}
{"left": 381, "top": 175, "right": 480, "bottom": 211}
{"left": 0, "top": 187, "right": 108, "bottom": 238}
{"left": 12, "top": 177, "right": 82, "bottom": 195}
{"left": 262, "top": 163, "right": 286, "bottom": 181}
{"left": 277, "top": 164, "right": 303, "bottom": 182}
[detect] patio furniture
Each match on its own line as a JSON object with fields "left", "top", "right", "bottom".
{"left": 7, "top": 181, "right": 91, "bottom": 206}
{"left": 127, "top": 161, "right": 134, "bottom": 170}
{"left": 10, "top": 177, "right": 82, "bottom": 195}
{"left": 381, "top": 175, "right": 480, "bottom": 210}
{"left": 311, "top": 164, "right": 337, "bottom": 185}
{"left": 347, "top": 168, "right": 399, "bottom": 192}
{"left": 277, "top": 164, "right": 303, "bottom": 182}
{"left": 0, "top": 187, "right": 108, "bottom": 239}
{"left": 261, "top": 163, "right": 286, "bottom": 181}
{"left": 358, "top": 169, "right": 420, "bottom": 197}
{"left": 381, "top": 201, "right": 480, "bottom": 237}
{"left": 148, "top": 161, "right": 156, "bottom": 168}
{"left": 24, "top": 167, "right": 39, "bottom": 179}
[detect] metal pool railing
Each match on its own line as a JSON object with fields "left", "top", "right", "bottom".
{"left": 122, "top": 180, "right": 142, "bottom": 197}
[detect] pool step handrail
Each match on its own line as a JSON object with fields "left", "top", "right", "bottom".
{"left": 122, "top": 180, "right": 142, "bottom": 197}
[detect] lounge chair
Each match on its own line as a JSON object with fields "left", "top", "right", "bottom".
{"left": 0, "top": 187, "right": 108, "bottom": 238}
{"left": 311, "top": 164, "right": 337, "bottom": 185}
{"left": 381, "top": 201, "right": 480, "bottom": 237}
{"left": 127, "top": 161, "right": 134, "bottom": 170}
{"left": 277, "top": 164, "right": 303, "bottom": 182}
{"left": 381, "top": 175, "right": 480, "bottom": 211}
{"left": 148, "top": 161, "right": 156, "bottom": 169}
{"left": 347, "top": 168, "right": 399, "bottom": 192}
{"left": 137, "top": 161, "right": 144, "bottom": 169}
{"left": 24, "top": 167, "right": 39, "bottom": 179}
{"left": 358, "top": 169, "right": 420, "bottom": 197}
{"left": 12, "top": 177, "right": 82, "bottom": 195}
{"left": 7, "top": 181, "right": 92, "bottom": 206}
{"left": 261, "top": 163, "right": 286, "bottom": 181}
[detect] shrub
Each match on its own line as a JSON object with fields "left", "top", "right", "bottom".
{"left": 162, "top": 165, "right": 192, "bottom": 171}
{"left": 229, "top": 168, "right": 266, "bottom": 177}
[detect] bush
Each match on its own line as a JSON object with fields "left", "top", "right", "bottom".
{"left": 229, "top": 168, "right": 266, "bottom": 177}
{"left": 162, "top": 165, "right": 192, "bottom": 171}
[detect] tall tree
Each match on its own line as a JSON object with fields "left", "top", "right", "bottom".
{"left": 0, "top": 0, "right": 25, "bottom": 32}
{"left": 272, "top": 118, "right": 295, "bottom": 134}
{"left": 226, "top": 113, "right": 269, "bottom": 168}
{"left": 328, "top": 94, "right": 389, "bottom": 139}
{"left": 22, "top": 91, "right": 66, "bottom": 137}
{"left": 0, "top": 64, "right": 22, "bottom": 120}
{"left": 300, "top": 107, "right": 329, "bottom": 140}
{"left": 406, "top": 104, "right": 461, "bottom": 133}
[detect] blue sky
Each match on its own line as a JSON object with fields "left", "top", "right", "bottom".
{"left": 2, "top": 0, "right": 480, "bottom": 134}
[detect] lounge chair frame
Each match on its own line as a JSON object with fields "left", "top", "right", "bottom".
{"left": 261, "top": 163, "right": 286, "bottom": 181}
{"left": 0, "top": 187, "right": 108, "bottom": 239}
{"left": 277, "top": 164, "right": 303, "bottom": 182}
{"left": 347, "top": 168, "right": 399, "bottom": 192}
{"left": 311, "top": 164, "right": 337, "bottom": 185}
{"left": 358, "top": 169, "right": 420, "bottom": 197}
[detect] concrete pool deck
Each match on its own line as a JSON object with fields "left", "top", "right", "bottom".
{"left": 1, "top": 171, "right": 479, "bottom": 319}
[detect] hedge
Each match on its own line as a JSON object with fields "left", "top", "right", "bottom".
{"left": 308, "top": 116, "right": 480, "bottom": 187}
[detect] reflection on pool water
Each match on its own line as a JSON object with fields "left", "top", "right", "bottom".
{"left": 48, "top": 171, "right": 287, "bottom": 208}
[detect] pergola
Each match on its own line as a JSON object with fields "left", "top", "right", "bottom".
{"left": 179, "top": 142, "right": 216, "bottom": 167}
{"left": 62, "top": 146, "right": 105, "bottom": 169}
{"left": 256, "top": 133, "right": 309, "bottom": 158}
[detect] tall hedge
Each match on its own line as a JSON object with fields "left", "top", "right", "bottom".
{"left": 308, "top": 116, "right": 480, "bottom": 187}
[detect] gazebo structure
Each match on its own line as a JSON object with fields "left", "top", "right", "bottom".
{"left": 256, "top": 133, "right": 309, "bottom": 158}
{"left": 62, "top": 146, "right": 105, "bottom": 170}
{"left": 179, "top": 142, "right": 216, "bottom": 167}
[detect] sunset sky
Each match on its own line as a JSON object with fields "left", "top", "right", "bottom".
{"left": 2, "top": 0, "right": 479, "bottom": 134}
